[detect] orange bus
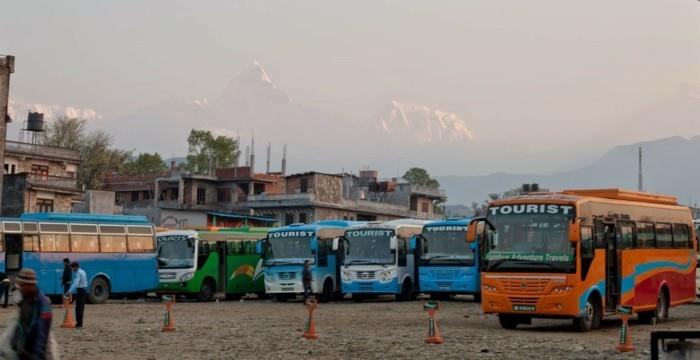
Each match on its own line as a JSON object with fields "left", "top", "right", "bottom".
{"left": 467, "top": 189, "right": 696, "bottom": 331}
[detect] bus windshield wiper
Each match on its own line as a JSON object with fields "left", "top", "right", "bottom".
{"left": 524, "top": 261, "right": 560, "bottom": 270}
{"left": 487, "top": 258, "right": 509, "bottom": 270}
{"left": 346, "top": 259, "right": 371, "bottom": 265}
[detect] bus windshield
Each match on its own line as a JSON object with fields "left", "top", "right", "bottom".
{"left": 266, "top": 236, "right": 313, "bottom": 265}
{"left": 157, "top": 234, "right": 195, "bottom": 269}
{"left": 421, "top": 227, "right": 472, "bottom": 265}
{"left": 345, "top": 229, "right": 394, "bottom": 265}
{"left": 484, "top": 204, "right": 575, "bottom": 273}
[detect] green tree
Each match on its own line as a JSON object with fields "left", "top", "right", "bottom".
{"left": 124, "top": 153, "right": 167, "bottom": 176}
{"left": 185, "top": 129, "right": 240, "bottom": 173}
{"left": 43, "top": 116, "right": 86, "bottom": 150}
{"left": 78, "top": 130, "right": 131, "bottom": 189}
{"left": 402, "top": 167, "right": 440, "bottom": 189}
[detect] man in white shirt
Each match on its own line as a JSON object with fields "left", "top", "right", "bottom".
{"left": 65, "top": 262, "right": 88, "bottom": 328}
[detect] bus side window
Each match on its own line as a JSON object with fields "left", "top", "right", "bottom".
{"left": 617, "top": 222, "right": 635, "bottom": 249}
{"left": 398, "top": 238, "right": 407, "bottom": 267}
{"left": 655, "top": 223, "right": 673, "bottom": 248}
{"left": 23, "top": 234, "right": 39, "bottom": 252}
{"left": 672, "top": 224, "right": 691, "bottom": 249}
{"left": 593, "top": 220, "right": 605, "bottom": 249}
{"left": 636, "top": 222, "right": 655, "bottom": 248}
{"left": 580, "top": 226, "right": 594, "bottom": 280}
{"left": 197, "top": 241, "right": 210, "bottom": 270}
{"left": 317, "top": 240, "right": 328, "bottom": 267}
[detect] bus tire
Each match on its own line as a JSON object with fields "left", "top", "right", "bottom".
{"left": 255, "top": 292, "right": 268, "bottom": 300}
{"left": 430, "top": 293, "right": 450, "bottom": 301}
{"left": 655, "top": 288, "right": 670, "bottom": 323}
{"left": 275, "top": 294, "right": 289, "bottom": 302}
{"left": 498, "top": 314, "right": 520, "bottom": 330}
{"left": 352, "top": 295, "right": 365, "bottom": 303}
{"left": 225, "top": 293, "right": 242, "bottom": 301}
{"left": 573, "top": 296, "right": 599, "bottom": 332}
{"left": 197, "top": 278, "right": 215, "bottom": 302}
{"left": 397, "top": 280, "right": 413, "bottom": 301}
{"left": 473, "top": 293, "right": 482, "bottom": 303}
{"left": 320, "top": 279, "right": 333, "bottom": 303}
{"left": 88, "top": 277, "right": 111, "bottom": 304}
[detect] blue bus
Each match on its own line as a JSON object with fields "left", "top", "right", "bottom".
{"left": 2, "top": 213, "right": 159, "bottom": 303}
{"left": 258, "top": 220, "right": 358, "bottom": 302}
{"left": 412, "top": 217, "right": 481, "bottom": 301}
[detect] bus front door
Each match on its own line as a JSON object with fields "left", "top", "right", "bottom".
{"left": 4, "top": 234, "right": 22, "bottom": 272}
{"left": 604, "top": 223, "right": 620, "bottom": 311}
{"left": 217, "top": 241, "right": 227, "bottom": 293}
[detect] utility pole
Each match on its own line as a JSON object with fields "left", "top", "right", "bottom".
{"left": 638, "top": 146, "right": 643, "bottom": 192}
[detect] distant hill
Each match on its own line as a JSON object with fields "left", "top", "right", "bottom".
{"left": 438, "top": 135, "right": 700, "bottom": 206}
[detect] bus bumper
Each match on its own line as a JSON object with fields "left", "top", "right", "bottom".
{"left": 342, "top": 279, "right": 398, "bottom": 295}
{"left": 481, "top": 292, "right": 581, "bottom": 318}
{"left": 156, "top": 281, "right": 193, "bottom": 294}
{"left": 419, "top": 266, "right": 479, "bottom": 294}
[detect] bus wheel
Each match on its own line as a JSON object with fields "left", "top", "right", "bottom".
{"left": 225, "top": 293, "right": 242, "bottom": 301}
{"left": 275, "top": 294, "right": 289, "bottom": 302}
{"left": 352, "top": 295, "right": 365, "bottom": 303}
{"left": 88, "top": 277, "right": 110, "bottom": 304}
{"left": 498, "top": 314, "right": 520, "bottom": 330}
{"left": 197, "top": 279, "right": 215, "bottom": 302}
{"left": 397, "top": 280, "right": 413, "bottom": 301}
{"left": 255, "top": 292, "right": 268, "bottom": 300}
{"left": 573, "top": 296, "right": 598, "bottom": 332}
{"left": 320, "top": 280, "right": 333, "bottom": 303}
{"left": 473, "top": 293, "right": 482, "bottom": 303}
{"left": 655, "top": 289, "right": 669, "bottom": 323}
{"left": 430, "top": 293, "right": 449, "bottom": 301}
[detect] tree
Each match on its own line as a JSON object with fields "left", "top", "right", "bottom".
{"left": 402, "top": 167, "right": 440, "bottom": 189}
{"left": 124, "top": 153, "right": 167, "bottom": 176}
{"left": 78, "top": 130, "right": 131, "bottom": 189}
{"left": 185, "top": 129, "right": 240, "bottom": 173}
{"left": 43, "top": 116, "right": 86, "bottom": 150}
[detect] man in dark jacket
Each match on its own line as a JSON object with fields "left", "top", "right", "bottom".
{"left": 0, "top": 271, "right": 10, "bottom": 308}
{"left": 12, "top": 268, "right": 52, "bottom": 360}
{"left": 302, "top": 260, "right": 313, "bottom": 305}
{"left": 61, "top": 258, "right": 72, "bottom": 294}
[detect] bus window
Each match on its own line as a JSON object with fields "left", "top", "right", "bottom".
{"left": 636, "top": 222, "right": 655, "bottom": 248}
{"left": 398, "top": 238, "right": 407, "bottom": 267}
{"left": 672, "top": 224, "right": 691, "bottom": 249}
{"left": 73, "top": 234, "right": 100, "bottom": 252}
{"left": 127, "top": 236, "right": 155, "bottom": 252}
{"left": 23, "top": 234, "right": 39, "bottom": 252}
{"left": 40, "top": 233, "right": 70, "bottom": 252}
{"left": 593, "top": 220, "right": 606, "bottom": 249}
{"left": 228, "top": 241, "right": 241, "bottom": 255}
{"left": 197, "top": 241, "right": 211, "bottom": 270}
{"left": 656, "top": 223, "right": 673, "bottom": 248}
{"left": 618, "top": 222, "right": 635, "bottom": 249}
{"left": 317, "top": 240, "right": 328, "bottom": 267}
{"left": 98, "top": 235, "right": 125, "bottom": 252}
{"left": 581, "top": 226, "right": 594, "bottom": 256}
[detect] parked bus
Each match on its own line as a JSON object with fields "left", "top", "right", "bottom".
{"left": 258, "top": 221, "right": 356, "bottom": 302}
{"left": 695, "top": 219, "right": 699, "bottom": 296}
{"left": 6, "top": 212, "right": 158, "bottom": 304}
{"left": 467, "top": 189, "right": 696, "bottom": 331}
{"left": 413, "top": 217, "right": 481, "bottom": 301}
{"left": 156, "top": 227, "right": 270, "bottom": 301}
{"left": 341, "top": 219, "right": 427, "bottom": 301}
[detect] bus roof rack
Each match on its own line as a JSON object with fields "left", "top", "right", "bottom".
{"left": 561, "top": 188, "right": 678, "bottom": 206}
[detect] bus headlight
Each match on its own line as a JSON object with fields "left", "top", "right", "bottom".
{"left": 551, "top": 285, "right": 574, "bottom": 294}
{"left": 180, "top": 272, "right": 195, "bottom": 282}
{"left": 342, "top": 269, "right": 352, "bottom": 281}
{"left": 484, "top": 284, "right": 497, "bottom": 293}
{"left": 378, "top": 270, "right": 396, "bottom": 282}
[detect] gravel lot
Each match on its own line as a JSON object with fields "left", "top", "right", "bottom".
{"left": 1, "top": 296, "right": 699, "bottom": 359}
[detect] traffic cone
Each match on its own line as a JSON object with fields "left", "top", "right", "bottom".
{"left": 424, "top": 301, "right": 444, "bottom": 344}
{"left": 60, "top": 295, "right": 76, "bottom": 328}
{"left": 615, "top": 313, "right": 634, "bottom": 352}
{"left": 302, "top": 298, "right": 319, "bottom": 340}
{"left": 162, "top": 295, "right": 176, "bottom": 332}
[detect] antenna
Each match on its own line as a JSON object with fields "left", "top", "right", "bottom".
{"left": 244, "top": 146, "right": 250, "bottom": 166}
{"left": 250, "top": 135, "right": 256, "bottom": 174}
{"left": 234, "top": 131, "right": 241, "bottom": 167}
{"left": 638, "top": 146, "right": 643, "bottom": 192}
{"left": 281, "top": 144, "right": 287, "bottom": 176}
{"left": 266, "top": 142, "right": 271, "bottom": 174}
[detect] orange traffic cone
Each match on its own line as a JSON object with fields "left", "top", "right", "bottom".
{"left": 302, "top": 298, "right": 319, "bottom": 340}
{"left": 60, "top": 295, "right": 76, "bottom": 328}
{"left": 424, "top": 301, "right": 444, "bottom": 344}
{"left": 162, "top": 295, "right": 176, "bottom": 332}
{"left": 616, "top": 306, "right": 634, "bottom": 352}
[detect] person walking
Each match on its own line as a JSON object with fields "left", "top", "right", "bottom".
{"left": 65, "top": 262, "right": 88, "bottom": 328}
{"left": 302, "top": 260, "right": 313, "bottom": 305}
{"left": 61, "top": 258, "right": 72, "bottom": 294}
{"left": 11, "top": 268, "right": 53, "bottom": 359}
{"left": 0, "top": 271, "right": 10, "bottom": 308}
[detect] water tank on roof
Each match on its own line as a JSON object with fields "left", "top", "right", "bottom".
{"left": 26, "top": 112, "right": 44, "bottom": 132}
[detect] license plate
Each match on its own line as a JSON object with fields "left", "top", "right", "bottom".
{"left": 513, "top": 305, "right": 536, "bottom": 312}
{"left": 281, "top": 287, "right": 294, "bottom": 292}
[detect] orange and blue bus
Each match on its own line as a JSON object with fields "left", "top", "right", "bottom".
{"left": 3, "top": 213, "right": 158, "bottom": 303}
{"left": 468, "top": 189, "right": 696, "bottom": 331}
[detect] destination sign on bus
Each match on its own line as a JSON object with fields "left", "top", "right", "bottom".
{"left": 489, "top": 204, "right": 574, "bottom": 216}
{"left": 346, "top": 229, "right": 393, "bottom": 237}
{"left": 425, "top": 225, "right": 467, "bottom": 232}
{"left": 158, "top": 234, "right": 190, "bottom": 242}
{"left": 269, "top": 230, "right": 315, "bottom": 238}
{"left": 484, "top": 251, "right": 573, "bottom": 262}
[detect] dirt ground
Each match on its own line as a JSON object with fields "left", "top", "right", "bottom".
{"left": 1, "top": 296, "right": 699, "bottom": 359}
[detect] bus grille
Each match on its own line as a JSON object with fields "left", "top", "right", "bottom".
{"left": 431, "top": 269, "right": 459, "bottom": 280}
{"left": 278, "top": 272, "right": 297, "bottom": 281}
{"left": 355, "top": 271, "right": 375, "bottom": 280}
{"left": 436, "top": 281, "right": 453, "bottom": 289}
{"left": 499, "top": 278, "right": 550, "bottom": 293}
{"left": 509, "top": 296, "right": 539, "bottom": 305}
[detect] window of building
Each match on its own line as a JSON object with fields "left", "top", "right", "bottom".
{"left": 299, "top": 213, "right": 308, "bottom": 224}
{"left": 636, "top": 222, "right": 655, "bottom": 248}
{"left": 131, "top": 191, "right": 140, "bottom": 202}
{"left": 217, "top": 189, "right": 230, "bottom": 203}
{"left": 30, "top": 164, "right": 49, "bottom": 176}
{"left": 655, "top": 223, "right": 673, "bottom": 248}
{"left": 36, "top": 199, "right": 54, "bottom": 213}
{"left": 300, "top": 178, "right": 309, "bottom": 193}
{"left": 66, "top": 171, "right": 75, "bottom": 179}
{"left": 10, "top": 164, "right": 15, "bottom": 174}
{"left": 673, "top": 224, "right": 691, "bottom": 248}
{"left": 285, "top": 213, "right": 295, "bottom": 225}
{"left": 142, "top": 191, "right": 151, "bottom": 200}
{"left": 196, "top": 187, "right": 206, "bottom": 205}
{"left": 40, "top": 234, "right": 71, "bottom": 252}
{"left": 421, "top": 202, "right": 429, "bottom": 213}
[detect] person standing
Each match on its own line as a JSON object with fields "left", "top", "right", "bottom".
{"left": 11, "top": 268, "right": 52, "bottom": 359}
{"left": 61, "top": 258, "right": 72, "bottom": 294}
{"left": 0, "top": 271, "right": 10, "bottom": 308}
{"left": 302, "top": 260, "right": 313, "bottom": 305}
{"left": 66, "top": 262, "right": 88, "bottom": 328}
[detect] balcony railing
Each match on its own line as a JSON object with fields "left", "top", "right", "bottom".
{"left": 5, "top": 141, "right": 80, "bottom": 161}
{"left": 26, "top": 174, "right": 78, "bottom": 190}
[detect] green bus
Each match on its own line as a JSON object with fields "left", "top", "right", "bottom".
{"left": 156, "top": 227, "right": 270, "bottom": 301}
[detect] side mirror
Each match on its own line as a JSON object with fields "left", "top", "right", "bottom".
{"left": 187, "top": 237, "right": 194, "bottom": 248}
{"left": 389, "top": 236, "right": 398, "bottom": 251}
{"left": 466, "top": 225, "right": 477, "bottom": 243}
{"left": 310, "top": 237, "right": 318, "bottom": 254}
{"left": 569, "top": 219, "right": 581, "bottom": 243}
{"left": 409, "top": 237, "right": 417, "bottom": 252}
{"left": 255, "top": 240, "right": 264, "bottom": 255}
{"left": 332, "top": 237, "right": 339, "bottom": 252}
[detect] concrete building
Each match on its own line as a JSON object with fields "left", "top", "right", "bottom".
{"left": 0, "top": 54, "right": 15, "bottom": 209}
{"left": 2, "top": 139, "right": 82, "bottom": 216}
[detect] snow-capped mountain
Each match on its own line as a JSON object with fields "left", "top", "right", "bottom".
{"left": 7, "top": 98, "right": 102, "bottom": 122}
{"left": 377, "top": 100, "right": 475, "bottom": 144}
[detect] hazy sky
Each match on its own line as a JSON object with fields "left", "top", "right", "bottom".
{"left": 2, "top": 0, "right": 700, "bottom": 172}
